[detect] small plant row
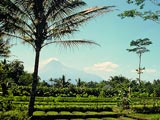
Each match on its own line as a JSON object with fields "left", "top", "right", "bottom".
{"left": 32, "top": 111, "right": 120, "bottom": 120}
{"left": 11, "top": 86, "right": 119, "bottom": 97}
{"left": 34, "top": 105, "right": 113, "bottom": 112}
{"left": 12, "top": 101, "right": 116, "bottom": 106}
{"left": 1, "top": 99, "right": 113, "bottom": 112}
{"left": 35, "top": 96, "right": 116, "bottom": 102}
{"left": 124, "top": 113, "right": 160, "bottom": 120}
{"left": 132, "top": 106, "right": 160, "bottom": 114}
{"left": 0, "top": 96, "right": 118, "bottom": 103}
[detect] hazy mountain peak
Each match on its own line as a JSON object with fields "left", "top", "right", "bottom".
{"left": 39, "top": 60, "right": 102, "bottom": 83}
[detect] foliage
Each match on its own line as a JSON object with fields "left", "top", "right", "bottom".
{"left": 0, "top": 110, "right": 29, "bottom": 120}
{"left": 11, "top": 86, "right": 30, "bottom": 96}
{"left": 46, "top": 111, "right": 58, "bottom": 115}
{"left": 0, "top": 98, "right": 13, "bottom": 111}
{"left": 33, "top": 111, "right": 46, "bottom": 116}
{"left": 0, "top": 59, "right": 26, "bottom": 85}
{"left": 18, "top": 72, "right": 33, "bottom": 86}
{"left": 4, "top": 75, "right": 160, "bottom": 98}
{"left": 50, "top": 75, "right": 71, "bottom": 88}
{"left": 0, "top": 38, "right": 10, "bottom": 58}
{"left": 127, "top": 113, "right": 160, "bottom": 119}
{"left": 119, "top": 0, "right": 160, "bottom": 22}
{"left": 8, "top": 60, "right": 24, "bottom": 84}
{"left": 133, "top": 106, "right": 160, "bottom": 114}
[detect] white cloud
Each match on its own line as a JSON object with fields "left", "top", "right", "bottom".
{"left": 84, "top": 61, "right": 119, "bottom": 72}
{"left": 40, "top": 57, "right": 59, "bottom": 69}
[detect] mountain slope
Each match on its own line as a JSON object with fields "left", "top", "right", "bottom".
{"left": 39, "top": 60, "right": 102, "bottom": 83}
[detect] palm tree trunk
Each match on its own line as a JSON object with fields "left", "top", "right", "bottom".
{"left": 138, "top": 53, "right": 142, "bottom": 86}
{"left": 28, "top": 48, "right": 40, "bottom": 116}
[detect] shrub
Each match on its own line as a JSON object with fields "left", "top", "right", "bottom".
{"left": 46, "top": 111, "right": 58, "bottom": 115}
{"left": 0, "top": 110, "right": 29, "bottom": 120}
{"left": 72, "top": 111, "right": 85, "bottom": 115}
{"left": 33, "top": 111, "right": 46, "bottom": 116}
{"left": 59, "top": 111, "right": 71, "bottom": 115}
{"left": 0, "top": 99, "right": 13, "bottom": 111}
{"left": 133, "top": 106, "right": 160, "bottom": 113}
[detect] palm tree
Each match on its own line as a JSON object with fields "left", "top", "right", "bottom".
{"left": 0, "top": 0, "right": 114, "bottom": 116}
{"left": 61, "top": 75, "right": 70, "bottom": 88}
{"left": 76, "top": 78, "right": 81, "bottom": 87}
{"left": 127, "top": 38, "right": 152, "bottom": 85}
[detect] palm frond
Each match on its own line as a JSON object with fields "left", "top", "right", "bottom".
{"left": 47, "top": 6, "right": 115, "bottom": 39}
{"left": 42, "top": 39, "right": 100, "bottom": 48}
{"left": 47, "top": 27, "right": 78, "bottom": 39}
{"left": 46, "top": 0, "right": 86, "bottom": 20}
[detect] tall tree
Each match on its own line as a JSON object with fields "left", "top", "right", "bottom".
{"left": 76, "top": 78, "right": 82, "bottom": 87}
{"left": 127, "top": 38, "right": 152, "bottom": 85}
{"left": 0, "top": 0, "right": 114, "bottom": 116}
{"left": 61, "top": 75, "right": 70, "bottom": 88}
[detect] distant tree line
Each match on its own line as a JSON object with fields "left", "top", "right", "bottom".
{"left": 0, "top": 60, "right": 160, "bottom": 98}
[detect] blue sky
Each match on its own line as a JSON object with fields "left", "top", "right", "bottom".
{"left": 9, "top": 0, "right": 160, "bottom": 82}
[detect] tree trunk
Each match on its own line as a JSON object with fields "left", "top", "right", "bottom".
{"left": 1, "top": 83, "right": 8, "bottom": 96}
{"left": 28, "top": 49, "right": 40, "bottom": 116}
{"left": 138, "top": 53, "right": 142, "bottom": 86}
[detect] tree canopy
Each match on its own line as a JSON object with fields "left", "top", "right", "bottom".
{"left": 119, "top": 0, "right": 160, "bottom": 22}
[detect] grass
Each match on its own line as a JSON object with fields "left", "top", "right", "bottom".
{"left": 99, "top": 111, "right": 117, "bottom": 115}
{"left": 102, "top": 118, "right": 118, "bottom": 120}
{"left": 33, "top": 111, "right": 46, "bottom": 116}
{"left": 86, "top": 118, "right": 101, "bottom": 120}
{"left": 72, "top": 111, "right": 85, "bottom": 115}
{"left": 46, "top": 111, "right": 58, "bottom": 115}
{"left": 1, "top": 96, "right": 160, "bottom": 120}
{"left": 59, "top": 111, "right": 72, "bottom": 115}
{"left": 0, "top": 110, "right": 29, "bottom": 120}
{"left": 119, "top": 116, "right": 136, "bottom": 120}
{"left": 86, "top": 111, "right": 98, "bottom": 115}
{"left": 127, "top": 113, "right": 160, "bottom": 119}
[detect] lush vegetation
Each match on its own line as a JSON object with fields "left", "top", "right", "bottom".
{"left": 0, "top": 61, "right": 160, "bottom": 119}
{"left": 1, "top": 0, "right": 160, "bottom": 119}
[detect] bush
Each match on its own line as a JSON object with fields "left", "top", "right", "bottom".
{"left": 0, "top": 110, "right": 29, "bottom": 120}
{"left": 59, "top": 111, "right": 71, "bottom": 115}
{"left": 33, "top": 111, "right": 46, "bottom": 116}
{"left": 133, "top": 106, "right": 160, "bottom": 113}
{"left": 46, "top": 111, "right": 58, "bottom": 115}
{"left": 72, "top": 111, "right": 85, "bottom": 115}
{"left": 0, "top": 99, "right": 13, "bottom": 111}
